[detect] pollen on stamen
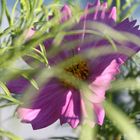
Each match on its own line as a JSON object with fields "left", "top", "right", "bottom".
{"left": 61, "top": 61, "right": 89, "bottom": 88}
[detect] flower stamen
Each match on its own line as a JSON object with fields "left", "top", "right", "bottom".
{"left": 62, "top": 61, "right": 89, "bottom": 88}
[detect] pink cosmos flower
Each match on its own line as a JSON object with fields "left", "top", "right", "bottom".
{"left": 7, "top": 0, "right": 140, "bottom": 129}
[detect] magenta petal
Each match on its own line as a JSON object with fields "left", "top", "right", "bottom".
{"left": 7, "top": 76, "right": 30, "bottom": 94}
{"left": 115, "top": 18, "right": 140, "bottom": 53}
{"left": 43, "top": 38, "right": 53, "bottom": 50}
{"left": 19, "top": 79, "right": 68, "bottom": 129}
{"left": 31, "top": 79, "right": 67, "bottom": 109}
{"left": 30, "top": 107, "right": 60, "bottom": 129}
{"left": 22, "top": 107, "right": 60, "bottom": 130}
{"left": 93, "top": 103, "right": 105, "bottom": 125}
{"left": 44, "top": 38, "right": 76, "bottom": 65}
{"left": 60, "top": 90, "right": 81, "bottom": 128}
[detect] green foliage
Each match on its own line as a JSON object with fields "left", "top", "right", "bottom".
{"left": 0, "top": 129, "right": 23, "bottom": 140}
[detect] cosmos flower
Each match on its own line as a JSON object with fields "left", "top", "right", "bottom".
{"left": 7, "top": 0, "right": 140, "bottom": 129}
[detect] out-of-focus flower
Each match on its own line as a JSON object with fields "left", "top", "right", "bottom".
{"left": 7, "top": 0, "right": 140, "bottom": 129}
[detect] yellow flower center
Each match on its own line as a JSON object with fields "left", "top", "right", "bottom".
{"left": 62, "top": 61, "right": 89, "bottom": 88}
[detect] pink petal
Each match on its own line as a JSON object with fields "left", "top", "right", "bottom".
{"left": 93, "top": 103, "right": 105, "bottom": 125}
{"left": 18, "top": 108, "right": 40, "bottom": 122}
{"left": 90, "top": 58, "right": 124, "bottom": 99}
{"left": 81, "top": 96, "right": 105, "bottom": 126}
{"left": 109, "top": 7, "right": 117, "bottom": 21}
{"left": 60, "top": 90, "right": 81, "bottom": 128}
{"left": 101, "top": 2, "right": 107, "bottom": 19}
